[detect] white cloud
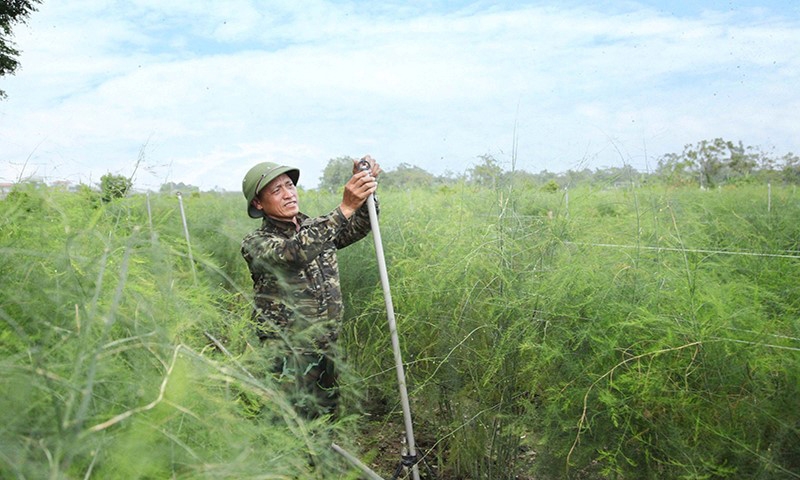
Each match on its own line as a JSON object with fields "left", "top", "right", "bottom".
{"left": 1, "top": 1, "right": 799, "bottom": 190}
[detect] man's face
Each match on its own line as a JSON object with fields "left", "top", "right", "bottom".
{"left": 253, "top": 173, "right": 299, "bottom": 222}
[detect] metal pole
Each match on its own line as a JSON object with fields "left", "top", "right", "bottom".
{"left": 146, "top": 192, "right": 156, "bottom": 245}
{"left": 361, "top": 164, "right": 421, "bottom": 480}
{"left": 176, "top": 191, "right": 197, "bottom": 285}
{"left": 768, "top": 182, "right": 772, "bottom": 214}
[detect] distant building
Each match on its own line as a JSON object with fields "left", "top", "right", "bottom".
{"left": 0, "top": 182, "right": 14, "bottom": 200}
{"left": 50, "top": 180, "right": 82, "bottom": 193}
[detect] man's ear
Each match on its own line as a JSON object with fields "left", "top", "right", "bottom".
{"left": 251, "top": 198, "right": 263, "bottom": 212}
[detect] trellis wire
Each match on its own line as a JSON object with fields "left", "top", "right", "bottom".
{"left": 566, "top": 241, "right": 800, "bottom": 259}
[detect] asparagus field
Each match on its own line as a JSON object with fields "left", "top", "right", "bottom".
{"left": 1, "top": 181, "right": 798, "bottom": 479}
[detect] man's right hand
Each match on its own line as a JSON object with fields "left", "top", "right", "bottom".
{"left": 339, "top": 169, "right": 377, "bottom": 218}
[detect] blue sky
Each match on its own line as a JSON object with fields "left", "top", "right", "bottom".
{"left": 1, "top": 1, "right": 798, "bottom": 191}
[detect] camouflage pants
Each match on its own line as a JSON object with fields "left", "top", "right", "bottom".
{"left": 274, "top": 352, "right": 339, "bottom": 419}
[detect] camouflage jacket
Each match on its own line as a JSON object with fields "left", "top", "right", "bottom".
{"left": 241, "top": 201, "right": 375, "bottom": 352}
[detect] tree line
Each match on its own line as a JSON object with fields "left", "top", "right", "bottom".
{"left": 8, "top": 138, "right": 798, "bottom": 200}
{"left": 319, "top": 138, "right": 800, "bottom": 192}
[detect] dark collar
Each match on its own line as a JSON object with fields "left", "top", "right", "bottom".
{"left": 261, "top": 212, "right": 308, "bottom": 232}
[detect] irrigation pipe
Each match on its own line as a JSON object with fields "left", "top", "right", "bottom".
{"left": 359, "top": 159, "right": 421, "bottom": 480}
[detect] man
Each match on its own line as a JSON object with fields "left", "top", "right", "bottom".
{"left": 241, "top": 156, "right": 380, "bottom": 418}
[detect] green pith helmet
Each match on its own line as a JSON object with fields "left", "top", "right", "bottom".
{"left": 242, "top": 162, "right": 300, "bottom": 218}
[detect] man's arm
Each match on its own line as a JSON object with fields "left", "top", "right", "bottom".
{"left": 334, "top": 155, "right": 381, "bottom": 248}
{"left": 335, "top": 197, "right": 378, "bottom": 249}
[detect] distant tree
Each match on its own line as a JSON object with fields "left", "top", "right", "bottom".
{"left": 160, "top": 181, "right": 199, "bottom": 193}
{"left": 655, "top": 152, "right": 696, "bottom": 187}
{"left": 753, "top": 147, "right": 777, "bottom": 172}
{"left": 592, "top": 165, "right": 640, "bottom": 187}
{"left": 562, "top": 168, "right": 593, "bottom": 188}
{"left": 781, "top": 153, "right": 800, "bottom": 185}
{"left": 319, "top": 156, "right": 355, "bottom": 193}
{"left": 468, "top": 154, "right": 503, "bottom": 188}
{"left": 381, "top": 163, "right": 436, "bottom": 189}
{"left": 100, "top": 173, "right": 132, "bottom": 202}
{"left": 77, "top": 183, "right": 101, "bottom": 208}
{"left": 533, "top": 169, "right": 559, "bottom": 185}
{"left": 656, "top": 138, "right": 786, "bottom": 187}
{"left": 687, "top": 139, "right": 731, "bottom": 187}
{"left": 1, "top": 0, "right": 41, "bottom": 99}
{"left": 438, "top": 169, "right": 464, "bottom": 183}
{"left": 508, "top": 170, "right": 542, "bottom": 189}
{"left": 541, "top": 179, "right": 560, "bottom": 193}
{"left": 726, "top": 141, "right": 758, "bottom": 179}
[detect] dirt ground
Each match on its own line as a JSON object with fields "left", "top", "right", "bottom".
{"left": 347, "top": 416, "right": 538, "bottom": 480}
